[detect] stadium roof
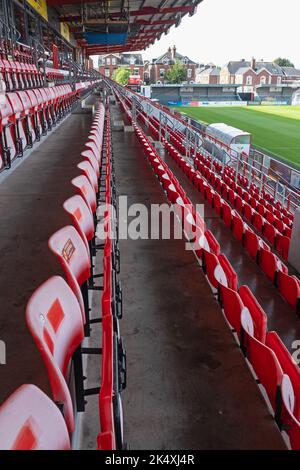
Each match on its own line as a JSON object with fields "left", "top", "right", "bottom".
{"left": 47, "top": 0, "right": 203, "bottom": 56}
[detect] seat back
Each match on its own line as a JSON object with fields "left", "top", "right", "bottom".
{"left": 220, "top": 284, "right": 243, "bottom": 337}
{"left": 266, "top": 331, "right": 300, "bottom": 419}
{"left": 259, "top": 248, "right": 288, "bottom": 283}
{"left": 0, "top": 384, "right": 70, "bottom": 450}
{"left": 71, "top": 175, "right": 97, "bottom": 214}
{"left": 219, "top": 254, "right": 238, "bottom": 291}
{"left": 239, "top": 285, "right": 267, "bottom": 343}
{"left": 281, "top": 375, "right": 300, "bottom": 450}
{"left": 63, "top": 195, "right": 95, "bottom": 247}
{"left": 275, "top": 235, "right": 290, "bottom": 261}
{"left": 204, "top": 230, "right": 220, "bottom": 256}
{"left": 26, "top": 276, "right": 84, "bottom": 432}
{"left": 241, "top": 309, "right": 283, "bottom": 412}
{"left": 232, "top": 212, "right": 244, "bottom": 242}
{"left": 48, "top": 225, "right": 90, "bottom": 321}
{"left": 222, "top": 202, "right": 232, "bottom": 229}
{"left": 277, "top": 271, "right": 300, "bottom": 311}
{"left": 77, "top": 161, "right": 98, "bottom": 193}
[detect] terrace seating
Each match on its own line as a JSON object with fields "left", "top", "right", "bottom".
{"left": 0, "top": 384, "right": 70, "bottom": 450}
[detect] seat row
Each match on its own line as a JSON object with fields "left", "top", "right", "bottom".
{"left": 147, "top": 98, "right": 294, "bottom": 220}
{"left": 197, "top": 156, "right": 293, "bottom": 235}
{"left": 144, "top": 111, "right": 294, "bottom": 233}
{"left": 0, "top": 82, "right": 98, "bottom": 172}
{"left": 136, "top": 107, "right": 298, "bottom": 308}
{"left": 0, "top": 102, "right": 125, "bottom": 450}
{"left": 115, "top": 90, "right": 300, "bottom": 450}
{"left": 163, "top": 136, "right": 300, "bottom": 316}
{"left": 0, "top": 56, "right": 44, "bottom": 91}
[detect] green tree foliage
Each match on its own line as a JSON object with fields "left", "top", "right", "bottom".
{"left": 112, "top": 67, "right": 131, "bottom": 85}
{"left": 165, "top": 60, "right": 188, "bottom": 84}
{"left": 274, "top": 57, "right": 294, "bottom": 67}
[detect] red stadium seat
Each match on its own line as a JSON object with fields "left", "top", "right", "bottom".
{"left": 220, "top": 284, "right": 243, "bottom": 337}
{"left": 244, "top": 228, "right": 259, "bottom": 260}
{"left": 253, "top": 212, "right": 264, "bottom": 234}
{"left": 274, "top": 218, "right": 285, "bottom": 233}
{"left": 228, "top": 188, "right": 236, "bottom": 206}
{"left": 263, "top": 221, "right": 277, "bottom": 246}
{"left": 281, "top": 375, "right": 300, "bottom": 450}
{"left": 48, "top": 225, "right": 92, "bottom": 330}
{"left": 232, "top": 211, "right": 244, "bottom": 242}
{"left": 259, "top": 248, "right": 288, "bottom": 284}
{"left": 239, "top": 285, "right": 267, "bottom": 343}
{"left": 266, "top": 331, "right": 300, "bottom": 419}
{"left": 277, "top": 271, "right": 300, "bottom": 313}
{"left": 222, "top": 202, "right": 232, "bottom": 229}
{"left": 204, "top": 230, "right": 220, "bottom": 256}
{"left": 275, "top": 235, "right": 290, "bottom": 261}
{"left": 213, "top": 192, "right": 222, "bottom": 215}
{"left": 218, "top": 254, "right": 238, "bottom": 291}
{"left": 241, "top": 308, "right": 283, "bottom": 414}
{"left": 243, "top": 203, "right": 253, "bottom": 223}
{"left": 63, "top": 195, "right": 95, "bottom": 253}
{"left": 0, "top": 384, "right": 71, "bottom": 450}
{"left": 71, "top": 175, "right": 97, "bottom": 214}
{"left": 77, "top": 160, "right": 99, "bottom": 194}
{"left": 203, "top": 250, "right": 219, "bottom": 290}
{"left": 26, "top": 276, "right": 85, "bottom": 432}
{"left": 235, "top": 194, "right": 244, "bottom": 213}
{"left": 81, "top": 149, "right": 100, "bottom": 178}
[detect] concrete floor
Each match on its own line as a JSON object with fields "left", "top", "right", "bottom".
{"left": 111, "top": 104, "right": 285, "bottom": 450}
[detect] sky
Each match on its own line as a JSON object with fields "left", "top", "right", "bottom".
{"left": 92, "top": 0, "right": 300, "bottom": 68}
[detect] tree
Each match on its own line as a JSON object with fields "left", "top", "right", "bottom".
{"left": 274, "top": 57, "right": 294, "bottom": 67}
{"left": 112, "top": 67, "right": 131, "bottom": 85}
{"left": 165, "top": 60, "right": 187, "bottom": 84}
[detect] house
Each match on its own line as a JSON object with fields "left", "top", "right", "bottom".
{"left": 98, "top": 53, "right": 144, "bottom": 82}
{"left": 148, "top": 46, "right": 198, "bottom": 84}
{"left": 195, "top": 66, "right": 220, "bottom": 85}
{"left": 281, "top": 67, "right": 300, "bottom": 84}
{"left": 220, "top": 58, "right": 284, "bottom": 93}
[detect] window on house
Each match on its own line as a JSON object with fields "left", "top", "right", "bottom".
{"left": 260, "top": 76, "right": 266, "bottom": 85}
{"left": 277, "top": 76, "right": 282, "bottom": 85}
{"left": 183, "top": 58, "right": 188, "bottom": 64}
{"left": 187, "top": 69, "right": 192, "bottom": 78}
{"left": 112, "top": 57, "right": 116, "bottom": 65}
{"left": 133, "top": 68, "right": 139, "bottom": 76}
{"left": 246, "top": 75, "right": 253, "bottom": 85}
{"left": 160, "top": 69, "right": 165, "bottom": 78}
{"left": 130, "top": 57, "right": 135, "bottom": 65}
{"left": 105, "top": 69, "right": 110, "bottom": 77}
{"left": 106, "top": 58, "right": 111, "bottom": 65}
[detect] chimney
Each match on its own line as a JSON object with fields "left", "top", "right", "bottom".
{"left": 251, "top": 57, "right": 256, "bottom": 70}
{"left": 172, "top": 45, "right": 176, "bottom": 60}
{"left": 168, "top": 47, "right": 171, "bottom": 54}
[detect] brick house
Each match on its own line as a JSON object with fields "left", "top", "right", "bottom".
{"left": 281, "top": 67, "right": 300, "bottom": 84}
{"left": 195, "top": 65, "right": 220, "bottom": 84}
{"left": 220, "top": 58, "right": 284, "bottom": 92}
{"left": 98, "top": 53, "right": 144, "bottom": 82}
{"left": 149, "top": 46, "right": 197, "bottom": 84}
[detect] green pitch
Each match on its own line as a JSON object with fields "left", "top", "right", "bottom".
{"left": 173, "top": 105, "right": 300, "bottom": 168}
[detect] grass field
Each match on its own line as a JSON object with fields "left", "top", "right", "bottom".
{"left": 173, "top": 105, "right": 300, "bottom": 168}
